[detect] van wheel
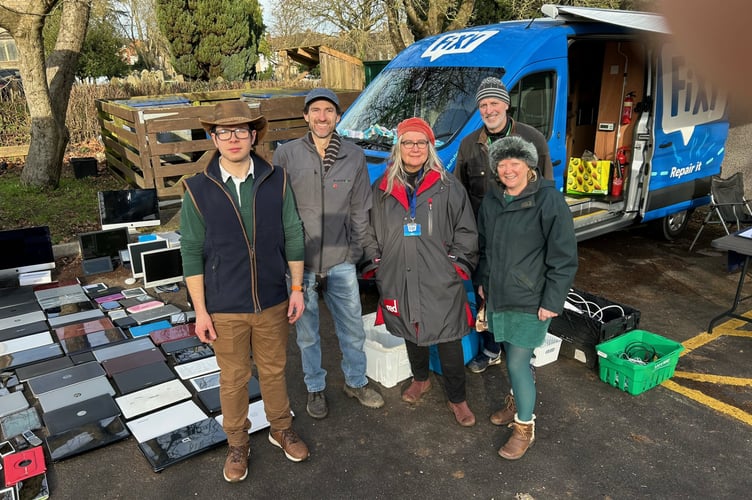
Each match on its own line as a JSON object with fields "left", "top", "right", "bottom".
{"left": 652, "top": 210, "right": 691, "bottom": 240}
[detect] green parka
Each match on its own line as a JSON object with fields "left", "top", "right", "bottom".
{"left": 476, "top": 173, "right": 578, "bottom": 316}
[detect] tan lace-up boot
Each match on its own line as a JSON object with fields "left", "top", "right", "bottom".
{"left": 498, "top": 414, "right": 535, "bottom": 460}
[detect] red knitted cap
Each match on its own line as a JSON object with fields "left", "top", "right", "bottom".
{"left": 397, "top": 117, "right": 435, "bottom": 145}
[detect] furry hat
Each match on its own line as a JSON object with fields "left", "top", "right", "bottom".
{"left": 488, "top": 136, "right": 538, "bottom": 169}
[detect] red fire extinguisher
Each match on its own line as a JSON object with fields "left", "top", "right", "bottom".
{"left": 611, "top": 147, "right": 629, "bottom": 197}
{"left": 621, "top": 92, "right": 636, "bottom": 125}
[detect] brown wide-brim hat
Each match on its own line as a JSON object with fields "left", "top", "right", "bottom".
{"left": 199, "top": 100, "right": 268, "bottom": 144}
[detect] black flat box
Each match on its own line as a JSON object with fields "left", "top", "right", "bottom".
{"left": 549, "top": 289, "right": 640, "bottom": 347}
{"left": 71, "top": 157, "right": 98, "bottom": 178}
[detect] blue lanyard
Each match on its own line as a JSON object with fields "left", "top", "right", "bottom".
{"left": 407, "top": 170, "right": 424, "bottom": 221}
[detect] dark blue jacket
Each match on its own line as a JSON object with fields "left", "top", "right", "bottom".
{"left": 183, "top": 153, "right": 288, "bottom": 313}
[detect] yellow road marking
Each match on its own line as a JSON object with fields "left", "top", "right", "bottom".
{"left": 662, "top": 380, "right": 752, "bottom": 426}
{"left": 672, "top": 371, "right": 752, "bottom": 386}
{"left": 660, "top": 316, "right": 752, "bottom": 425}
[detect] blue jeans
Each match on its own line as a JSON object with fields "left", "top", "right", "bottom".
{"left": 295, "top": 262, "right": 368, "bottom": 392}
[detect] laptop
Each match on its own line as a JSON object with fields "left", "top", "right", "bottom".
{"left": 45, "top": 415, "right": 129, "bottom": 462}
{"left": 42, "top": 393, "right": 121, "bottom": 435}
{"left": 0, "top": 310, "right": 47, "bottom": 331}
{"left": 138, "top": 417, "right": 226, "bottom": 472}
{"left": 0, "top": 300, "right": 41, "bottom": 320}
{"left": 58, "top": 327, "right": 128, "bottom": 355}
{"left": 173, "top": 356, "right": 219, "bottom": 380}
{"left": 160, "top": 336, "right": 202, "bottom": 355}
{"left": 197, "top": 376, "right": 261, "bottom": 414}
{"left": 54, "top": 318, "right": 116, "bottom": 340}
{"left": 0, "top": 285, "right": 35, "bottom": 309}
{"left": 47, "top": 308, "right": 105, "bottom": 328}
{"left": 0, "top": 318, "right": 49, "bottom": 340}
{"left": 37, "top": 376, "right": 115, "bottom": 413}
{"left": 100, "top": 347, "right": 165, "bottom": 377}
{"left": 115, "top": 379, "right": 191, "bottom": 420}
{"left": 0, "top": 343, "right": 63, "bottom": 371}
{"left": 0, "top": 320, "right": 49, "bottom": 343}
{"left": 28, "top": 361, "right": 106, "bottom": 397}
{"left": 170, "top": 344, "right": 214, "bottom": 365}
{"left": 0, "top": 391, "right": 29, "bottom": 419}
{"left": 92, "top": 337, "right": 156, "bottom": 363}
{"left": 126, "top": 400, "right": 206, "bottom": 443}
{"left": 0, "top": 331, "right": 53, "bottom": 356}
{"left": 14, "top": 355, "right": 74, "bottom": 382}
{"left": 111, "top": 361, "right": 176, "bottom": 395}
{"left": 129, "top": 320, "right": 172, "bottom": 339}
{"left": 188, "top": 372, "right": 220, "bottom": 392}
{"left": 33, "top": 283, "right": 84, "bottom": 299}
{"left": 149, "top": 323, "right": 196, "bottom": 345}
{"left": 129, "top": 304, "right": 182, "bottom": 325}
{"left": 215, "top": 399, "right": 273, "bottom": 434}
{"left": 69, "top": 350, "right": 97, "bottom": 365}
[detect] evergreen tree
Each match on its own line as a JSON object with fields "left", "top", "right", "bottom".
{"left": 156, "top": 0, "right": 264, "bottom": 81}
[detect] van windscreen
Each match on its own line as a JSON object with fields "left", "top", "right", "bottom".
{"left": 339, "top": 67, "right": 501, "bottom": 149}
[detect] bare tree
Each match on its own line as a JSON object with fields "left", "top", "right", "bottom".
{"left": 272, "top": 0, "right": 385, "bottom": 59}
{"left": 385, "top": 0, "right": 475, "bottom": 52}
{"left": 112, "top": 0, "right": 172, "bottom": 72}
{"left": 0, "top": 0, "right": 91, "bottom": 188}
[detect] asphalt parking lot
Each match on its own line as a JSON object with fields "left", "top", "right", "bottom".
{"left": 35, "top": 216, "right": 751, "bottom": 500}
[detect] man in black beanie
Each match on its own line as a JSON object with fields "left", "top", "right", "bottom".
{"left": 455, "top": 76, "right": 552, "bottom": 374}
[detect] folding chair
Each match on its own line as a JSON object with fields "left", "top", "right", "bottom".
{"left": 690, "top": 172, "right": 752, "bottom": 251}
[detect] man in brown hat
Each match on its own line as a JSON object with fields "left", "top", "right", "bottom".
{"left": 180, "top": 100, "right": 309, "bottom": 482}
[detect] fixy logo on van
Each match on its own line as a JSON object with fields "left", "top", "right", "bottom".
{"left": 421, "top": 31, "right": 498, "bottom": 62}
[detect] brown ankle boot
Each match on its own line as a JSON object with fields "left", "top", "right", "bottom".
{"left": 498, "top": 415, "right": 535, "bottom": 460}
{"left": 490, "top": 394, "right": 516, "bottom": 426}
{"left": 447, "top": 400, "right": 476, "bottom": 427}
{"left": 401, "top": 378, "right": 431, "bottom": 403}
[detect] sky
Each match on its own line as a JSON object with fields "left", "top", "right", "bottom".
{"left": 260, "top": 0, "right": 273, "bottom": 30}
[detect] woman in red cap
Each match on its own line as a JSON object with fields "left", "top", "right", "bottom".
{"left": 362, "top": 118, "right": 479, "bottom": 426}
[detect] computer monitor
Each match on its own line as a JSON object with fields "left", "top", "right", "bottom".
{"left": 141, "top": 247, "right": 184, "bottom": 289}
{"left": 98, "top": 189, "right": 161, "bottom": 231}
{"left": 0, "top": 226, "right": 55, "bottom": 282}
{"left": 127, "top": 239, "right": 168, "bottom": 279}
{"left": 78, "top": 228, "right": 130, "bottom": 261}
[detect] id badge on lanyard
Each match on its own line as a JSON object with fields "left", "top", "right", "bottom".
{"left": 404, "top": 220, "right": 421, "bottom": 236}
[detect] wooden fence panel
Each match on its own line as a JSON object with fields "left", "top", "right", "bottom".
{"left": 96, "top": 90, "right": 360, "bottom": 200}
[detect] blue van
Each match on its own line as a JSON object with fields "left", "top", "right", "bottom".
{"left": 338, "top": 4, "right": 728, "bottom": 240}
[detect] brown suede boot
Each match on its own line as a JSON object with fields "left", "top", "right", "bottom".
{"left": 447, "top": 400, "right": 476, "bottom": 427}
{"left": 498, "top": 414, "right": 535, "bottom": 460}
{"left": 490, "top": 394, "right": 516, "bottom": 426}
{"left": 401, "top": 378, "right": 432, "bottom": 403}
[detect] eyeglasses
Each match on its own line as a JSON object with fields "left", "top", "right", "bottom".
{"left": 400, "top": 140, "right": 429, "bottom": 150}
{"left": 213, "top": 128, "right": 252, "bottom": 141}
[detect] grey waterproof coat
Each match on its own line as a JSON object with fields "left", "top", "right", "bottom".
{"left": 363, "top": 169, "right": 478, "bottom": 346}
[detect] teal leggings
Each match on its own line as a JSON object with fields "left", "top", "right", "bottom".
{"left": 503, "top": 342, "right": 536, "bottom": 421}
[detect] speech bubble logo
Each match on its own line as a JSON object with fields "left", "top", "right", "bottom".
{"left": 421, "top": 31, "right": 498, "bottom": 62}
{"left": 661, "top": 43, "right": 727, "bottom": 146}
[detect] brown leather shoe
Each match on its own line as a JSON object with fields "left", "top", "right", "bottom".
{"left": 447, "top": 400, "right": 476, "bottom": 427}
{"left": 490, "top": 394, "right": 516, "bottom": 426}
{"left": 223, "top": 444, "right": 249, "bottom": 482}
{"left": 401, "top": 378, "right": 432, "bottom": 403}
{"left": 268, "top": 428, "right": 309, "bottom": 462}
{"left": 498, "top": 417, "right": 535, "bottom": 460}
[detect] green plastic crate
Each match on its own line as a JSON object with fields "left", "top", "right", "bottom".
{"left": 595, "top": 329, "right": 684, "bottom": 396}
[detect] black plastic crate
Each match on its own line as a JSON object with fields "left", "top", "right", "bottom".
{"left": 549, "top": 289, "right": 640, "bottom": 347}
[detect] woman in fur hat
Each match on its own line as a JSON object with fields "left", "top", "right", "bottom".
{"left": 362, "top": 117, "right": 479, "bottom": 427}
{"left": 475, "top": 136, "right": 578, "bottom": 459}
